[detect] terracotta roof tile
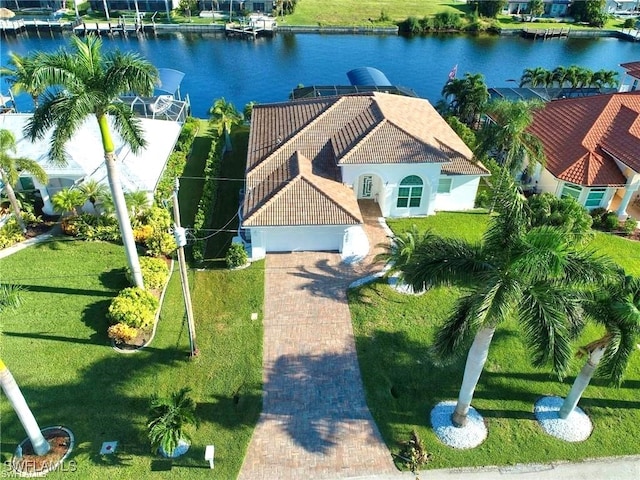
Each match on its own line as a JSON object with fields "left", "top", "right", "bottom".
{"left": 621, "top": 61, "right": 640, "bottom": 80}
{"left": 529, "top": 91, "right": 640, "bottom": 187}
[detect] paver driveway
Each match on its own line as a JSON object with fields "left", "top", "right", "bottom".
{"left": 239, "top": 201, "right": 396, "bottom": 479}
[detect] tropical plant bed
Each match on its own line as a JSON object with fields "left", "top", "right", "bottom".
{"left": 12, "top": 426, "right": 73, "bottom": 476}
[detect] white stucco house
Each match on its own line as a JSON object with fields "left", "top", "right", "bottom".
{"left": 0, "top": 113, "right": 182, "bottom": 216}
{"left": 526, "top": 89, "right": 640, "bottom": 217}
{"left": 240, "top": 92, "right": 489, "bottom": 260}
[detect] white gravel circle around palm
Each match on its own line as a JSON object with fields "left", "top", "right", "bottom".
{"left": 430, "top": 401, "right": 487, "bottom": 449}
{"left": 534, "top": 396, "right": 593, "bottom": 442}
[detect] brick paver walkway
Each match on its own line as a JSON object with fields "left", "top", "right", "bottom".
{"left": 238, "top": 201, "right": 396, "bottom": 479}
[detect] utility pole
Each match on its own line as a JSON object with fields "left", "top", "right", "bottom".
{"left": 172, "top": 179, "right": 198, "bottom": 358}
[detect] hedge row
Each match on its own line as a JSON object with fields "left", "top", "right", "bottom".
{"left": 191, "top": 136, "right": 224, "bottom": 263}
{"left": 154, "top": 117, "right": 199, "bottom": 205}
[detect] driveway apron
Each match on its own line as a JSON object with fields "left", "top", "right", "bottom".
{"left": 239, "top": 202, "right": 395, "bottom": 479}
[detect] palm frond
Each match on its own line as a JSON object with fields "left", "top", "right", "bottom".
{"left": 107, "top": 102, "right": 146, "bottom": 153}
{"left": 432, "top": 294, "right": 481, "bottom": 363}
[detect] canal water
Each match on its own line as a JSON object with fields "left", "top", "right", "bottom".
{"left": 1, "top": 31, "right": 638, "bottom": 117}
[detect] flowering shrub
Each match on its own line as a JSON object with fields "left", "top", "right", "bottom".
{"left": 107, "top": 322, "right": 139, "bottom": 344}
{"left": 127, "top": 256, "right": 170, "bottom": 290}
{"left": 134, "top": 224, "right": 154, "bottom": 244}
{"left": 108, "top": 287, "right": 159, "bottom": 329}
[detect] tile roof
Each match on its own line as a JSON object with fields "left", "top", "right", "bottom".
{"left": 528, "top": 91, "right": 640, "bottom": 187}
{"left": 621, "top": 61, "right": 640, "bottom": 80}
{"left": 243, "top": 92, "right": 487, "bottom": 227}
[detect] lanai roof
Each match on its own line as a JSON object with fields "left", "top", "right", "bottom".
{"left": 528, "top": 91, "right": 640, "bottom": 187}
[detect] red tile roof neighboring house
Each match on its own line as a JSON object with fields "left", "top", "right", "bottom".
{"left": 621, "top": 61, "right": 640, "bottom": 80}
{"left": 528, "top": 91, "right": 640, "bottom": 187}
{"left": 243, "top": 92, "right": 487, "bottom": 227}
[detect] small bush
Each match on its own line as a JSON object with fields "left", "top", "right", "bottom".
{"left": 108, "top": 287, "right": 159, "bottom": 329}
{"left": 590, "top": 207, "right": 608, "bottom": 229}
{"left": 602, "top": 211, "right": 619, "bottom": 232}
{"left": 107, "top": 322, "right": 139, "bottom": 344}
{"left": 134, "top": 224, "right": 154, "bottom": 244}
{"left": 141, "top": 206, "right": 176, "bottom": 257}
{"left": 0, "top": 219, "right": 25, "bottom": 249}
{"left": 399, "top": 16, "right": 421, "bottom": 35}
{"left": 226, "top": 242, "right": 248, "bottom": 269}
{"left": 623, "top": 18, "right": 637, "bottom": 28}
{"left": 433, "top": 11, "right": 462, "bottom": 30}
{"left": 622, "top": 217, "right": 638, "bottom": 236}
{"left": 127, "top": 256, "right": 170, "bottom": 290}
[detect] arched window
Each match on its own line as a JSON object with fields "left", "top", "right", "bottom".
{"left": 397, "top": 175, "right": 423, "bottom": 208}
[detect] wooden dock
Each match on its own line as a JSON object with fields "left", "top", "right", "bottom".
{"left": 73, "top": 20, "right": 155, "bottom": 36}
{"left": 225, "top": 15, "right": 276, "bottom": 39}
{"left": 522, "top": 27, "right": 570, "bottom": 39}
{"left": 1, "top": 18, "right": 68, "bottom": 35}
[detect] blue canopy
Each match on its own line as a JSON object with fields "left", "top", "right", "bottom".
{"left": 156, "top": 68, "right": 185, "bottom": 97}
{"left": 346, "top": 67, "right": 392, "bottom": 87}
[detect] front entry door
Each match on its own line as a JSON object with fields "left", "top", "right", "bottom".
{"left": 361, "top": 175, "right": 373, "bottom": 198}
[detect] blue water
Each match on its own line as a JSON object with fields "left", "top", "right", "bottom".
{"left": 1, "top": 31, "right": 638, "bottom": 117}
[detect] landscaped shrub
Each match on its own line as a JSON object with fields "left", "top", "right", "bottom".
{"left": 65, "top": 213, "right": 121, "bottom": 242}
{"left": 433, "top": 11, "right": 463, "bottom": 30}
{"left": 602, "top": 211, "right": 619, "bottom": 232}
{"left": 108, "top": 287, "right": 159, "bottom": 329}
{"left": 622, "top": 217, "right": 637, "bottom": 236}
{"left": 225, "top": 242, "right": 248, "bottom": 269}
{"left": 527, "top": 193, "right": 593, "bottom": 242}
{"left": 155, "top": 151, "right": 187, "bottom": 205}
{"left": 399, "top": 16, "right": 422, "bottom": 35}
{"left": 175, "top": 117, "right": 199, "bottom": 153}
{"left": 623, "top": 18, "right": 637, "bottom": 28}
{"left": 589, "top": 207, "right": 608, "bottom": 229}
{"left": 0, "top": 219, "right": 24, "bottom": 249}
{"left": 127, "top": 256, "right": 170, "bottom": 290}
{"left": 107, "top": 322, "right": 139, "bottom": 344}
{"left": 134, "top": 224, "right": 154, "bottom": 244}
{"left": 192, "top": 135, "right": 224, "bottom": 263}
{"left": 140, "top": 206, "right": 176, "bottom": 257}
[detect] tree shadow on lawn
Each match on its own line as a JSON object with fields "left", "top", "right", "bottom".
{"left": 0, "top": 282, "right": 117, "bottom": 298}
{"left": 0, "top": 346, "right": 188, "bottom": 468}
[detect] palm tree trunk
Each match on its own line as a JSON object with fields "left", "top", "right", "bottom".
{"left": 104, "top": 153, "right": 144, "bottom": 289}
{"left": 0, "top": 360, "right": 50, "bottom": 456}
{"left": 1, "top": 170, "right": 27, "bottom": 234}
{"left": 558, "top": 347, "right": 605, "bottom": 419}
{"left": 98, "top": 114, "right": 144, "bottom": 289}
{"left": 452, "top": 326, "right": 495, "bottom": 427}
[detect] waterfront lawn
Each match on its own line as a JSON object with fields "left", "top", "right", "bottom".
{"left": 281, "top": 0, "right": 470, "bottom": 26}
{"left": 351, "top": 212, "right": 640, "bottom": 470}
{"left": 0, "top": 243, "right": 263, "bottom": 478}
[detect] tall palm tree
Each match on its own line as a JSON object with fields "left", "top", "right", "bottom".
{"left": 0, "top": 52, "right": 46, "bottom": 109}
{"left": 441, "top": 73, "right": 489, "bottom": 128}
{"left": 551, "top": 66, "right": 569, "bottom": 88}
{"left": 0, "top": 287, "right": 50, "bottom": 456}
{"left": 0, "top": 129, "right": 48, "bottom": 234}
{"left": 558, "top": 275, "right": 640, "bottom": 419}
{"left": 392, "top": 173, "right": 614, "bottom": 427}
{"left": 208, "top": 97, "right": 243, "bottom": 151}
{"left": 476, "top": 99, "right": 546, "bottom": 176}
{"left": 519, "top": 67, "right": 552, "bottom": 88}
{"left": 26, "top": 35, "right": 159, "bottom": 289}
{"left": 591, "top": 69, "right": 619, "bottom": 89}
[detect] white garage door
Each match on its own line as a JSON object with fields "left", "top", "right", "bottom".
{"left": 264, "top": 226, "right": 345, "bottom": 252}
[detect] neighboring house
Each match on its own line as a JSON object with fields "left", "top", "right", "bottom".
{"left": 620, "top": 61, "right": 640, "bottom": 93}
{"left": 0, "top": 113, "right": 182, "bottom": 215}
{"left": 527, "top": 91, "right": 640, "bottom": 216}
{"left": 504, "top": 0, "right": 570, "bottom": 17}
{"left": 605, "top": 0, "right": 639, "bottom": 14}
{"left": 240, "top": 92, "right": 489, "bottom": 260}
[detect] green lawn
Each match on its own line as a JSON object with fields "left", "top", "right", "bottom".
{"left": 351, "top": 212, "right": 640, "bottom": 470}
{"left": 0, "top": 121, "right": 263, "bottom": 479}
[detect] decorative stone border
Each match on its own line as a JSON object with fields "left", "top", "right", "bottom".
{"left": 12, "top": 426, "right": 75, "bottom": 478}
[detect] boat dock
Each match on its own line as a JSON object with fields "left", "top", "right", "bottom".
{"left": 73, "top": 17, "right": 156, "bottom": 36}
{"left": 225, "top": 15, "right": 276, "bottom": 39}
{"left": 1, "top": 18, "right": 69, "bottom": 35}
{"left": 522, "top": 27, "right": 570, "bottom": 39}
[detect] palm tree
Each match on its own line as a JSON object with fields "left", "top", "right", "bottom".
{"left": 558, "top": 275, "right": 640, "bottom": 419}
{"left": 551, "top": 66, "right": 569, "bottom": 88}
{"left": 441, "top": 73, "right": 489, "bottom": 128}
{"left": 591, "top": 69, "right": 619, "bottom": 89}
{"left": 79, "top": 179, "right": 109, "bottom": 212}
{"left": 148, "top": 387, "right": 197, "bottom": 457}
{"left": 209, "top": 97, "right": 243, "bottom": 151}
{"left": 519, "top": 67, "right": 552, "bottom": 88}
{"left": 0, "top": 287, "right": 50, "bottom": 456}
{"left": 0, "top": 129, "right": 48, "bottom": 234}
{"left": 52, "top": 188, "right": 86, "bottom": 217}
{"left": 0, "top": 52, "right": 46, "bottom": 109}
{"left": 124, "top": 190, "right": 151, "bottom": 223}
{"left": 392, "top": 173, "right": 614, "bottom": 427}
{"left": 476, "top": 99, "right": 546, "bottom": 176}
{"left": 26, "top": 34, "right": 159, "bottom": 289}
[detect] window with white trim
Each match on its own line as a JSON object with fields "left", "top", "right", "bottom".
{"left": 397, "top": 175, "right": 423, "bottom": 208}
{"left": 585, "top": 188, "right": 606, "bottom": 208}
{"left": 560, "top": 183, "right": 581, "bottom": 201}
{"left": 438, "top": 178, "right": 452, "bottom": 194}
